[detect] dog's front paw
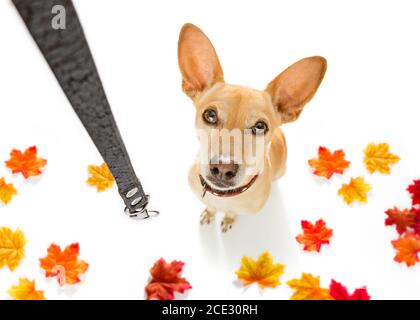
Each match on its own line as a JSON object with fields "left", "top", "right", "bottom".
{"left": 200, "top": 209, "right": 215, "bottom": 225}
{"left": 221, "top": 214, "right": 236, "bottom": 232}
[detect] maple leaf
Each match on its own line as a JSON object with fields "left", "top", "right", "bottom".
{"left": 364, "top": 142, "right": 400, "bottom": 174}
{"left": 287, "top": 273, "right": 333, "bottom": 300}
{"left": 5, "top": 146, "right": 47, "bottom": 179}
{"left": 391, "top": 233, "right": 420, "bottom": 267}
{"left": 8, "top": 278, "right": 46, "bottom": 300}
{"left": 329, "top": 280, "right": 370, "bottom": 300}
{"left": 0, "top": 177, "right": 17, "bottom": 205}
{"left": 413, "top": 207, "right": 420, "bottom": 235}
{"left": 385, "top": 207, "right": 416, "bottom": 235}
{"left": 407, "top": 180, "right": 420, "bottom": 206}
{"left": 296, "top": 219, "right": 333, "bottom": 252}
{"left": 235, "top": 251, "right": 285, "bottom": 288}
{"left": 308, "top": 146, "right": 350, "bottom": 179}
{"left": 39, "top": 243, "right": 89, "bottom": 285}
{"left": 145, "top": 258, "right": 192, "bottom": 300}
{"left": 0, "top": 227, "right": 27, "bottom": 271}
{"left": 338, "top": 177, "right": 372, "bottom": 205}
{"left": 87, "top": 163, "right": 114, "bottom": 191}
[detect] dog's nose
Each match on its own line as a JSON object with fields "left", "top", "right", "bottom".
{"left": 209, "top": 162, "right": 239, "bottom": 181}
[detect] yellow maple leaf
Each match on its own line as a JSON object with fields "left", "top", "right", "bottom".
{"left": 86, "top": 163, "right": 114, "bottom": 191}
{"left": 0, "top": 227, "right": 27, "bottom": 271}
{"left": 0, "top": 177, "right": 17, "bottom": 205}
{"left": 338, "top": 177, "right": 372, "bottom": 205}
{"left": 287, "top": 273, "right": 333, "bottom": 300}
{"left": 364, "top": 142, "right": 400, "bottom": 174}
{"left": 8, "top": 278, "right": 46, "bottom": 300}
{"left": 235, "top": 251, "right": 285, "bottom": 288}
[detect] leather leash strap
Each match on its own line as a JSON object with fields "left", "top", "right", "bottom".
{"left": 12, "top": 0, "right": 157, "bottom": 219}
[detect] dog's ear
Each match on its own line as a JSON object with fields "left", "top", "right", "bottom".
{"left": 266, "top": 56, "right": 327, "bottom": 123}
{"left": 178, "top": 23, "right": 224, "bottom": 99}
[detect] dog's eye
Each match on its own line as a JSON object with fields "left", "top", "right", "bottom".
{"left": 203, "top": 109, "right": 218, "bottom": 125}
{"left": 252, "top": 121, "right": 268, "bottom": 135}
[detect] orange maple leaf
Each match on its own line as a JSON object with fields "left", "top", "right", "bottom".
{"left": 145, "top": 258, "right": 192, "bottom": 300}
{"left": 235, "top": 251, "right": 285, "bottom": 288}
{"left": 392, "top": 233, "right": 420, "bottom": 267}
{"left": 8, "top": 278, "right": 46, "bottom": 300}
{"left": 0, "top": 177, "right": 17, "bottom": 205}
{"left": 413, "top": 207, "right": 420, "bottom": 235}
{"left": 5, "top": 146, "right": 47, "bottom": 179}
{"left": 39, "top": 243, "right": 89, "bottom": 286}
{"left": 308, "top": 146, "right": 350, "bottom": 179}
{"left": 296, "top": 219, "right": 333, "bottom": 252}
{"left": 287, "top": 273, "right": 333, "bottom": 300}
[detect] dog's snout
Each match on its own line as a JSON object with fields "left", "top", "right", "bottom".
{"left": 209, "top": 162, "right": 239, "bottom": 181}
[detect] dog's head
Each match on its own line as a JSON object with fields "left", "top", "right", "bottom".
{"left": 178, "top": 23, "right": 326, "bottom": 197}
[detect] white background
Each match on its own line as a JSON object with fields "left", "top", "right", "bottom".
{"left": 0, "top": 0, "right": 420, "bottom": 300}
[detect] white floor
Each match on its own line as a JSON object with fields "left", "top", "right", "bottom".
{"left": 0, "top": 0, "right": 419, "bottom": 299}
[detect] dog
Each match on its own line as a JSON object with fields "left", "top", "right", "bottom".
{"left": 178, "top": 23, "right": 327, "bottom": 232}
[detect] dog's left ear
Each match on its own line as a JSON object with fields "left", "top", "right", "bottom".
{"left": 266, "top": 56, "right": 327, "bottom": 124}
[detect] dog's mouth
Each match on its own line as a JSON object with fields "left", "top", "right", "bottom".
{"left": 199, "top": 174, "right": 259, "bottom": 198}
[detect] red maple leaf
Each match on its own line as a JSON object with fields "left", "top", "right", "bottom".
{"left": 296, "top": 219, "right": 333, "bottom": 252}
{"left": 407, "top": 180, "right": 420, "bottom": 206}
{"left": 308, "top": 146, "right": 350, "bottom": 179}
{"left": 329, "top": 280, "right": 370, "bottom": 300}
{"left": 145, "top": 258, "right": 192, "bottom": 300}
{"left": 385, "top": 207, "right": 416, "bottom": 235}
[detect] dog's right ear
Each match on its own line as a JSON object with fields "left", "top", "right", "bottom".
{"left": 178, "top": 23, "right": 224, "bottom": 99}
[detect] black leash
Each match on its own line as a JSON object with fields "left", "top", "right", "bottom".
{"left": 12, "top": 0, "right": 158, "bottom": 219}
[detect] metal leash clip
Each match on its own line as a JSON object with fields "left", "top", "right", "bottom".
{"left": 123, "top": 188, "right": 159, "bottom": 220}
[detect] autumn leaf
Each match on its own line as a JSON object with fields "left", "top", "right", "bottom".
{"left": 385, "top": 207, "right": 416, "bottom": 235}
{"left": 39, "top": 243, "right": 89, "bottom": 285}
{"left": 87, "top": 163, "right": 114, "bottom": 191}
{"left": 329, "top": 280, "right": 370, "bottom": 300}
{"left": 5, "top": 146, "right": 47, "bottom": 179}
{"left": 0, "top": 177, "right": 17, "bottom": 205}
{"left": 413, "top": 208, "right": 420, "bottom": 235}
{"left": 235, "top": 251, "right": 285, "bottom": 288}
{"left": 338, "top": 177, "right": 372, "bottom": 205}
{"left": 287, "top": 273, "right": 333, "bottom": 300}
{"left": 145, "top": 258, "right": 192, "bottom": 300}
{"left": 8, "top": 278, "right": 46, "bottom": 300}
{"left": 296, "top": 219, "right": 333, "bottom": 252}
{"left": 407, "top": 180, "right": 420, "bottom": 206}
{"left": 0, "top": 227, "right": 27, "bottom": 271}
{"left": 308, "top": 146, "right": 350, "bottom": 179}
{"left": 391, "top": 233, "right": 420, "bottom": 267}
{"left": 364, "top": 142, "right": 400, "bottom": 174}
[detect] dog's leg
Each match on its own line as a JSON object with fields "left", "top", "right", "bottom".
{"left": 221, "top": 213, "right": 237, "bottom": 232}
{"left": 200, "top": 208, "right": 216, "bottom": 225}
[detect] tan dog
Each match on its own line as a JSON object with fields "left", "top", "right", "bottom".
{"left": 178, "top": 23, "right": 327, "bottom": 232}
